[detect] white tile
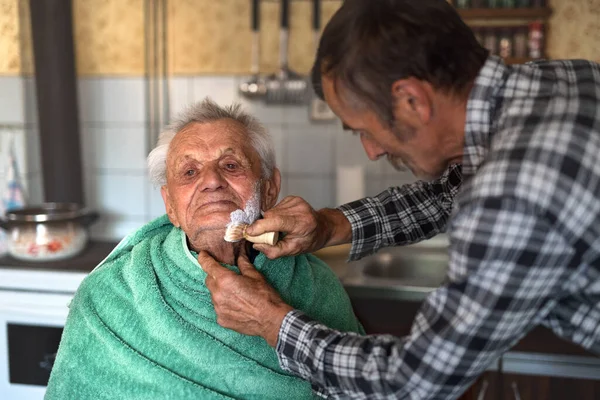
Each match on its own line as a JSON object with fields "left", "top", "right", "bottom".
{"left": 169, "top": 77, "right": 193, "bottom": 120}
{"left": 85, "top": 172, "right": 147, "bottom": 217}
{"left": 80, "top": 127, "right": 103, "bottom": 169}
{"left": 384, "top": 172, "right": 416, "bottom": 188}
{"left": 89, "top": 216, "right": 146, "bottom": 241}
{"left": 102, "top": 78, "right": 145, "bottom": 123}
{"left": 267, "top": 124, "right": 286, "bottom": 172}
{"left": 192, "top": 76, "right": 237, "bottom": 106}
{"left": 25, "top": 173, "right": 44, "bottom": 204}
{"left": 25, "top": 127, "right": 41, "bottom": 175}
{"left": 365, "top": 156, "right": 387, "bottom": 178}
{"left": 23, "top": 77, "right": 38, "bottom": 126}
{"left": 0, "top": 77, "right": 24, "bottom": 124}
{"left": 365, "top": 177, "right": 390, "bottom": 198}
{"left": 146, "top": 181, "right": 167, "bottom": 219}
{"left": 287, "top": 176, "right": 334, "bottom": 210}
{"left": 78, "top": 78, "right": 104, "bottom": 123}
{"left": 286, "top": 126, "right": 333, "bottom": 175}
{"left": 99, "top": 126, "right": 147, "bottom": 170}
{"left": 333, "top": 126, "right": 371, "bottom": 167}
{"left": 282, "top": 105, "right": 310, "bottom": 125}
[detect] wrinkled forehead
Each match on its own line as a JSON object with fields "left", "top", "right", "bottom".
{"left": 168, "top": 119, "right": 258, "bottom": 162}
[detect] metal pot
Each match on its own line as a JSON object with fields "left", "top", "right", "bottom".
{"left": 0, "top": 203, "right": 99, "bottom": 262}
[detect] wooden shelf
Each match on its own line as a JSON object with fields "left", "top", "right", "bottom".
{"left": 505, "top": 57, "right": 537, "bottom": 64}
{"left": 458, "top": 7, "right": 552, "bottom": 20}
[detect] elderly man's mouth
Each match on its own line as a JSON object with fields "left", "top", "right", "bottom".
{"left": 197, "top": 200, "right": 237, "bottom": 211}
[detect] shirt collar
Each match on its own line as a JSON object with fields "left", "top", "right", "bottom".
{"left": 462, "top": 55, "right": 509, "bottom": 177}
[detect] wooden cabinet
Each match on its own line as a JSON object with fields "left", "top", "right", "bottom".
{"left": 350, "top": 297, "right": 600, "bottom": 400}
{"left": 468, "top": 372, "right": 600, "bottom": 400}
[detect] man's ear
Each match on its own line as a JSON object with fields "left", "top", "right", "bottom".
{"left": 161, "top": 185, "right": 180, "bottom": 228}
{"left": 261, "top": 168, "right": 281, "bottom": 210}
{"left": 390, "top": 78, "right": 433, "bottom": 127}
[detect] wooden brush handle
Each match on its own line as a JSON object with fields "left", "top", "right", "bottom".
{"left": 244, "top": 231, "right": 279, "bottom": 245}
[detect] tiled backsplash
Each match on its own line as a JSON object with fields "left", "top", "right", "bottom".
{"left": 0, "top": 75, "right": 415, "bottom": 241}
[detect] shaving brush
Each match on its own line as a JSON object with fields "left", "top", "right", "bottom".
{"left": 224, "top": 208, "right": 279, "bottom": 245}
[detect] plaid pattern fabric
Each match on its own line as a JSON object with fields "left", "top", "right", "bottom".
{"left": 276, "top": 56, "right": 600, "bottom": 399}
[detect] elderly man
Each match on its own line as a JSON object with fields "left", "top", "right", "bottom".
{"left": 201, "top": 0, "right": 600, "bottom": 399}
{"left": 45, "top": 99, "right": 363, "bottom": 399}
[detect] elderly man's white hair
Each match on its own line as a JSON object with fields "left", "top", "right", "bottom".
{"left": 147, "top": 98, "right": 276, "bottom": 186}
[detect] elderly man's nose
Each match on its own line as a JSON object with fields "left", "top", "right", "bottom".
{"left": 199, "top": 165, "right": 227, "bottom": 191}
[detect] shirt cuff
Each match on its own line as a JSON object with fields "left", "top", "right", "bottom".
{"left": 275, "top": 310, "right": 317, "bottom": 380}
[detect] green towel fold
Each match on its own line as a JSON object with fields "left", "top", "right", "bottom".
{"left": 45, "top": 215, "right": 364, "bottom": 399}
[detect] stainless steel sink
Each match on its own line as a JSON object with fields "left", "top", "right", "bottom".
{"left": 340, "top": 245, "right": 449, "bottom": 300}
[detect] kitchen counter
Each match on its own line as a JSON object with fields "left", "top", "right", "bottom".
{"left": 314, "top": 242, "right": 599, "bottom": 360}
{"left": 0, "top": 241, "right": 119, "bottom": 273}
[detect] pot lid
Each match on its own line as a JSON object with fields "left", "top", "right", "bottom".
{"left": 5, "top": 202, "right": 91, "bottom": 223}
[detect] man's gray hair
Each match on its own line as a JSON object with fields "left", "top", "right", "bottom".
{"left": 147, "top": 98, "right": 275, "bottom": 186}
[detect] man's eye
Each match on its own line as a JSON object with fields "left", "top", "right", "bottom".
{"left": 225, "top": 163, "right": 238, "bottom": 171}
{"left": 185, "top": 169, "right": 195, "bottom": 176}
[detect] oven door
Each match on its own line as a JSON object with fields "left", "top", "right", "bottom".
{"left": 0, "top": 290, "right": 72, "bottom": 400}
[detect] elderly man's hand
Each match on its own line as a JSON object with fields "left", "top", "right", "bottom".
{"left": 199, "top": 250, "right": 293, "bottom": 347}
{"left": 245, "top": 196, "right": 352, "bottom": 259}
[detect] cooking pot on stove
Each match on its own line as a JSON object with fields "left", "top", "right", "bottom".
{"left": 0, "top": 203, "right": 99, "bottom": 262}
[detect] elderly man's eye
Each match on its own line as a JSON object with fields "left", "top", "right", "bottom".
{"left": 225, "top": 163, "right": 238, "bottom": 171}
{"left": 185, "top": 169, "right": 195, "bottom": 176}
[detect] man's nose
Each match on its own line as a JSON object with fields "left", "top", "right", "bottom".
{"left": 360, "top": 134, "right": 386, "bottom": 161}
{"left": 199, "top": 164, "right": 227, "bottom": 191}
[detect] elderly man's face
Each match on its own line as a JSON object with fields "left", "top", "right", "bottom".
{"left": 161, "top": 119, "right": 280, "bottom": 243}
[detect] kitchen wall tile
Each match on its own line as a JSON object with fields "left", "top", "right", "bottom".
{"left": 146, "top": 181, "right": 167, "bottom": 219}
{"left": 365, "top": 157, "right": 386, "bottom": 178}
{"left": 282, "top": 105, "right": 312, "bottom": 126}
{"left": 10, "top": 129, "right": 27, "bottom": 176}
{"left": 192, "top": 76, "right": 237, "bottom": 106}
{"left": 384, "top": 173, "right": 416, "bottom": 190}
{"left": 287, "top": 176, "right": 334, "bottom": 210}
{"left": 333, "top": 126, "right": 370, "bottom": 167}
{"left": 78, "top": 78, "right": 105, "bottom": 123}
{"left": 267, "top": 124, "right": 287, "bottom": 173}
{"left": 98, "top": 126, "right": 147, "bottom": 171}
{"left": 90, "top": 216, "right": 147, "bottom": 241}
{"left": 25, "top": 172, "right": 44, "bottom": 204}
{"left": 286, "top": 125, "right": 333, "bottom": 175}
{"left": 79, "top": 127, "right": 104, "bottom": 169}
{"left": 0, "top": 76, "right": 24, "bottom": 124}
{"left": 22, "top": 76, "right": 38, "bottom": 126}
{"left": 365, "top": 177, "right": 390, "bottom": 198}
{"left": 102, "top": 78, "right": 146, "bottom": 123}
{"left": 25, "top": 127, "right": 41, "bottom": 175}
{"left": 85, "top": 172, "right": 147, "bottom": 218}
{"left": 169, "top": 76, "right": 193, "bottom": 119}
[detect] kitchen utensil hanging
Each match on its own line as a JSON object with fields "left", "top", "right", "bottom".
{"left": 265, "top": 0, "right": 309, "bottom": 105}
{"left": 308, "top": 0, "right": 336, "bottom": 120}
{"left": 239, "top": 0, "right": 267, "bottom": 99}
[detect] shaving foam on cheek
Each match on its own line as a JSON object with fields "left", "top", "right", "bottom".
{"left": 226, "top": 181, "right": 262, "bottom": 228}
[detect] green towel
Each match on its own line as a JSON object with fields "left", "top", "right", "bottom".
{"left": 45, "top": 215, "right": 364, "bottom": 400}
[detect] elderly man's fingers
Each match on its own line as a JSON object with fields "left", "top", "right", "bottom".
{"left": 246, "top": 215, "right": 292, "bottom": 236}
{"left": 198, "top": 251, "right": 233, "bottom": 279}
{"left": 254, "top": 239, "right": 300, "bottom": 259}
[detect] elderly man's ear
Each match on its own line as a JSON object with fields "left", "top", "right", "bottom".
{"left": 261, "top": 168, "right": 281, "bottom": 211}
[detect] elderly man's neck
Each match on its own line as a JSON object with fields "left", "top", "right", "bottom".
{"left": 187, "top": 234, "right": 241, "bottom": 266}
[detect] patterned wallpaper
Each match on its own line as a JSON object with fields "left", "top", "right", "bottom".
{"left": 0, "top": 0, "right": 598, "bottom": 76}
{"left": 546, "top": 0, "right": 600, "bottom": 62}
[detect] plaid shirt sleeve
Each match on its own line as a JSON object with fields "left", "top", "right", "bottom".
{"left": 277, "top": 194, "right": 576, "bottom": 399}
{"left": 338, "top": 164, "right": 463, "bottom": 261}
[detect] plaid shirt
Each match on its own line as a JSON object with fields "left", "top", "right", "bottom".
{"left": 276, "top": 56, "right": 600, "bottom": 399}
